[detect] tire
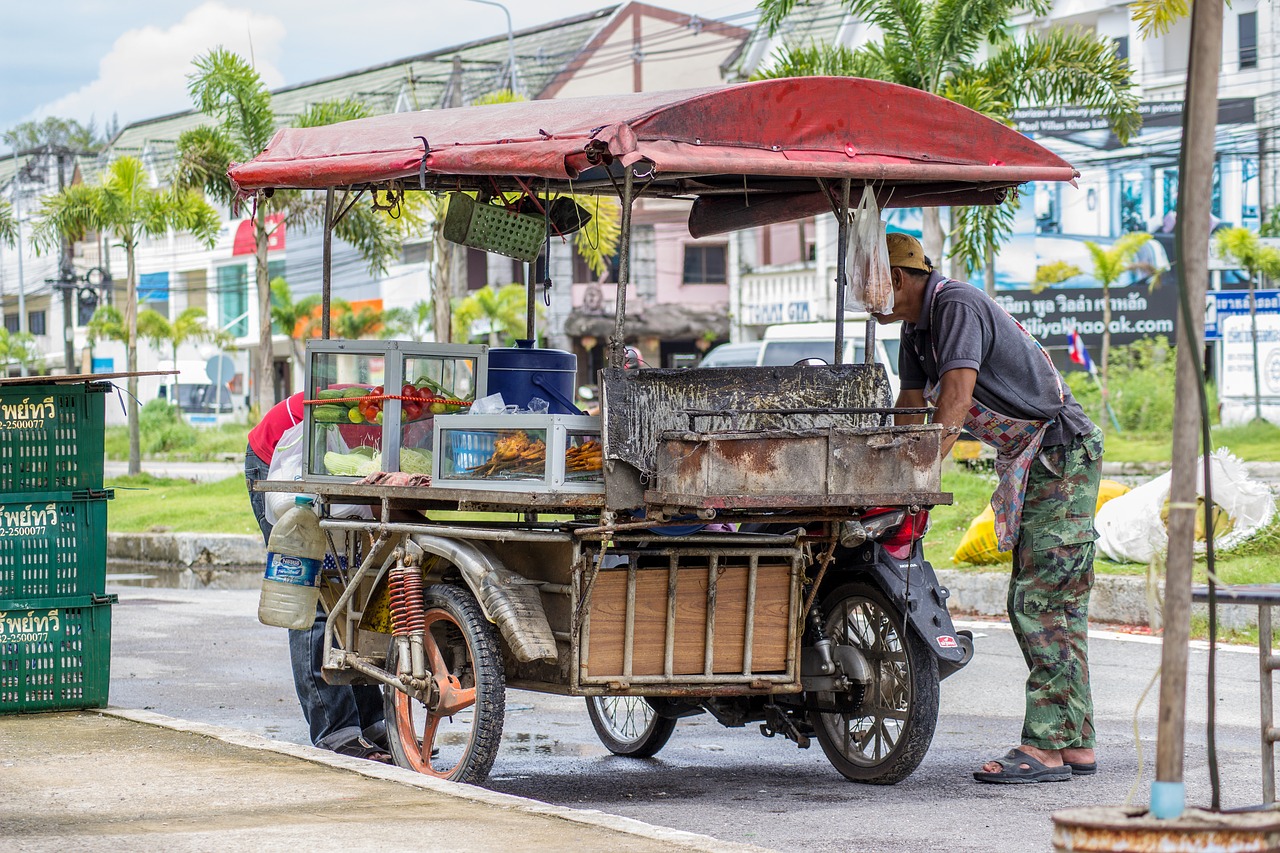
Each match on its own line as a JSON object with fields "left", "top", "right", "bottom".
{"left": 809, "top": 581, "right": 940, "bottom": 785}
{"left": 383, "top": 583, "right": 506, "bottom": 784}
{"left": 585, "top": 696, "right": 677, "bottom": 757}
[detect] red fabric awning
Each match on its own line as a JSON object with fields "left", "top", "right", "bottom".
{"left": 228, "top": 77, "right": 1077, "bottom": 197}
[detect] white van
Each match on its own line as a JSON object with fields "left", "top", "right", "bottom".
{"left": 758, "top": 317, "right": 902, "bottom": 397}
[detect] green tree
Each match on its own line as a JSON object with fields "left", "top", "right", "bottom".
{"left": 453, "top": 283, "right": 537, "bottom": 346}
{"left": 383, "top": 299, "right": 433, "bottom": 342}
{"left": 3, "top": 117, "right": 109, "bottom": 154}
{"left": 32, "top": 156, "right": 220, "bottom": 475}
{"left": 331, "top": 303, "right": 388, "bottom": 341}
{"left": 0, "top": 328, "right": 43, "bottom": 375}
{"left": 755, "top": 0, "right": 1139, "bottom": 292}
{"left": 269, "top": 277, "right": 321, "bottom": 376}
{"left": 1033, "top": 232, "right": 1157, "bottom": 396}
{"left": 1215, "top": 227, "right": 1280, "bottom": 422}
{"left": 176, "top": 48, "right": 416, "bottom": 414}
{"left": 0, "top": 200, "right": 15, "bottom": 247}
{"left": 137, "top": 306, "right": 229, "bottom": 413}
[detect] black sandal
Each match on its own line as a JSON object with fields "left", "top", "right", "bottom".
{"left": 973, "top": 748, "right": 1072, "bottom": 784}
{"left": 332, "top": 736, "right": 393, "bottom": 764}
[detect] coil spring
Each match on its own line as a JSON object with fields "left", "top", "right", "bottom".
{"left": 388, "top": 565, "right": 426, "bottom": 636}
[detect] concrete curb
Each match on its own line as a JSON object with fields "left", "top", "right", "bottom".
{"left": 102, "top": 708, "right": 768, "bottom": 853}
{"left": 106, "top": 533, "right": 1267, "bottom": 630}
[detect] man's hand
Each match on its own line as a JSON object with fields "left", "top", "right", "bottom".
{"left": 893, "top": 389, "right": 926, "bottom": 426}
{"left": 935, "top": 368, "right": 977, "bottom": 457}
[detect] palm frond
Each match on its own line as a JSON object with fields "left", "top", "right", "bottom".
{"left": 925, "top": 0, "right": 1037, "bottom": 85}
{"left": 758, "top": 0, "right": 802, "bottom": 37}
{"left": 174, "top": 125, "right": 237, "bottom": 203}
{"left": 573, "top": 196, "right": 622, "bottom": 277}
{"left": 752, "top": 42, "right": 886, "bottom": 80}
{"left": 1131, "top": 0, "right": 1190, "bottom": 39}
{"left": 0, "top": 200, "right": 17, "bottom": 248}
{"left": 948, "top": 194, "right": 1021, "bottom": 280}
{"left": 939, "top": 71, "right": 1008, "bottom": 117}
{"left": 30, "top": 183, "right": 102, "bottom": 254}
{"left": 980, "top": 27, "right": 1140, "bottom": 143}
{"left": 1031, "top": 260, "right": 1082, "bottom": 293}
{"left": 187, "top": 47, "right": 275, "bottom": 154}
{"left": 294, "top": 99, "right": 370, "bottom": 128}
{"left": 844, "top": 0, "right": 933, "bottom": 90}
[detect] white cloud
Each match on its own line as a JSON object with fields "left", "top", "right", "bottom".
{"left": 32, "top": 2, "right": 286, "bottom": 128}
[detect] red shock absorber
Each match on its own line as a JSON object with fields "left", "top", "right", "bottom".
{"left": 388, "top": 564, "right": 425, "bottom": 636}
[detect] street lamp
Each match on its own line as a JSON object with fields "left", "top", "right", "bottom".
{"left": 464, "top": 0, "right": 523, "bottom": 96}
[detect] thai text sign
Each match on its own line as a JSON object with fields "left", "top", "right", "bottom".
{"left": 1205, "top": 289, "right": 1280, "bottom": 341}
{"left": 994, "top": 283, "right": 1178, "bottom": 349}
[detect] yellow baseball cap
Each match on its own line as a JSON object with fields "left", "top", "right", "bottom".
{"left": 886, "top": 233, "right": 932, "bottom": 272}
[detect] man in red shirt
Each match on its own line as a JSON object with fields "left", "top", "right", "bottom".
{"left": 246, "top": 394, "right": 390, "bottom": 762}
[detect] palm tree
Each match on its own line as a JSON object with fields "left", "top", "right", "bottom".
{"left": 176, "top": 48, "right": 416, "bottom": 414}
{"left": 453, "top": 283, "right": 536, "bottom": 346}
{"left": 31, "top": 156, "right": 220, "bottom": 475}
{"left": 137, "top": 306, "right": 229, "bottom": 414}
{"left": 331, "top": 304, "right": 387, "bottom": 341}
{"left": 383, "top": 299, "right": 434, "bottom": 342}
{"left": 754, "top": 0, "right": 1140, "bottom": 292}
{"left": 0, "top": 200, "right": 16, "bottom": 247}
{"left": 0, "top": 328, "right": 42, "bottom": 375}
{"left": 269, "top": 277, "right": 321, "bottom": 377}
{"left": 1215, "top": 227, "right": 1280, "bottom": 422}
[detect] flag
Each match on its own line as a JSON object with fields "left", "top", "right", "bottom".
{"left": 1067, "top": 329, "right": 1095, "bottom": 374}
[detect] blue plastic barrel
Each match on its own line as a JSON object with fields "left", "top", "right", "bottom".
{"left": 486, "top": 341, "right": 582, "bottom": 415}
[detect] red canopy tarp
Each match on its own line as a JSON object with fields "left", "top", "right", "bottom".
{"left": 229, "top": 77, "right": 1076, "bottom": 192}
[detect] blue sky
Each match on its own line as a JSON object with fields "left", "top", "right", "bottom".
{"left": 1, "top": 0, "right": 759, "bottom": 145}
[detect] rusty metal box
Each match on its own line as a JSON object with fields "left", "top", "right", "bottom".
{"left": 651, "top": 424, "right": 944, "bottom": 509}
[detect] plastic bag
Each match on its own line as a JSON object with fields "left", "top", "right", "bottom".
{"left": 952, "top": 480, "right": 1131, "bottom": 565}
{"left": 264, "top": 421, "right": 374, "bottom": 525}
{"left": 847, "top": 185, "right": 894, "bottom": 314}
{"left": 469, "top": 393, "right": 506, "bottom": 415}
{"left": 1095, "top": 450, "right": 1275, "bottom": 563}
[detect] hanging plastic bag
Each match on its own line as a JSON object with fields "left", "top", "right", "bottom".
{"left": 846, "top": 185, "right": 894, "bottom": 314}
{"left": 264, "top": 421, "right": 374, "bottom": 525}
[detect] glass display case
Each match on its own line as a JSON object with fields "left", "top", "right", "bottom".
{"left": 303, "top": 341, "right": 487, "bottom": 481}
{"left": 431, "top": 414, "right": 604, "bottom": 493}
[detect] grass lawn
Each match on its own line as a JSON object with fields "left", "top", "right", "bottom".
{"left": 1104, "top": 419, "right": 1280, "bottom": 463}
{"left": 107, "top": 474, "right": 261, "bottom": 537}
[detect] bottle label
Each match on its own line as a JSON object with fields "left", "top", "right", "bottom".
{"left": 264, "top": 552, "right": 323, "bottom": 588}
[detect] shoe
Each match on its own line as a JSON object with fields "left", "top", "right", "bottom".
{"left": 332, "top": 735, "right": 393, "bottom": 764}
{"left": 973, "top": 748, "right": 1072, "bottom": 784}
{"left": 1066, "top": 761, "right": 1097, "bottom": 776}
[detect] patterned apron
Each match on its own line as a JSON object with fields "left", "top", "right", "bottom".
{"left": 925, "top": 280, "right": 1064, "bottom": 551}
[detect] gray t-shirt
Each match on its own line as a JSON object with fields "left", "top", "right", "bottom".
{"left": 899, "top": 272, "right": 1095, "bottom": 448}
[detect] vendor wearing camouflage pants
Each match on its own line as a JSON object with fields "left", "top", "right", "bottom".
{"left": 872, "top": 234, "right": 1104, "bottom": 784}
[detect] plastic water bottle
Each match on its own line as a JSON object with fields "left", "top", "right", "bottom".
{"left": 258, "top": 496, "right": 325, "bottom": 629}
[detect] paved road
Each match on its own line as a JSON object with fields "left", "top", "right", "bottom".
{"left": 107, "top": 585, "right": 1269, "bottom": 852}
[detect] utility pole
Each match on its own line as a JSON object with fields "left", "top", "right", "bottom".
{"left": 13, "top": 189, "right": 28, "bottom": 377}
{"left": 56, "top": 146, "right": 77, "bottom": 374}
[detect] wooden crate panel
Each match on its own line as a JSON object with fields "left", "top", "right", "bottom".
{"left": 585, "top": 561, "right": 791, "bottom": 679}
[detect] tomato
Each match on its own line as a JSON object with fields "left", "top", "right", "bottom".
{"left": 372, "top": 385, "right": 384, "bottom": 398}
{"left": 402, "top": 384, "right": 416, "bottom": 398}
{"left": 404, "top": 401, "right": 423, "bottom": 420}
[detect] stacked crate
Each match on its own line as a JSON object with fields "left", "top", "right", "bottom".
{"left": 0, "top": 382, "right": 115, "bottom": 714}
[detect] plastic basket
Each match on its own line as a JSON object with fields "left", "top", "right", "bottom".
{"left": 0, "top": 593, "right": 115, "bottom": 714}
{"left": 449, "top": 430, "right": 497, "bottom": 473}
{"left": 442, "top": 193, "right": 546, "bottom": 262}
{"left": 0, "top": 383, "right": 107, "bottom": 494}
{"left": 0, "top": 490, "right": 111, "bottom": 600}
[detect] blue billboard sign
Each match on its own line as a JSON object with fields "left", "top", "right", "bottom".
{"left": 1205, "top": 289, "right": 1280, "bottom": 340}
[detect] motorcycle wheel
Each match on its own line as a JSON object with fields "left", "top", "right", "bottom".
{"left": 585, "top": 696, "right": 677, "bottom": 757}
{"left": 809, "top": 581, "right": 939, "bottom": 785}
{"left": 384, "top": 583, "right": 506, "bottom": 784}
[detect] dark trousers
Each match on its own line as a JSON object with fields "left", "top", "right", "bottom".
{"left": 245, "top": 444, "right": 384, "bottom": 748}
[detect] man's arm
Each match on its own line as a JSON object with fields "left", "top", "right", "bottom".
{"left": 933, "top": 367, "right": 977, "bottom": 457}
{"left": 893, "top": 389, "right": 926, "bottom": 425}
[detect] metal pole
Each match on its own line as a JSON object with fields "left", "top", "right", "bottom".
{"left": 465, "top": 0, "right": 522, "bottom": 96}
{"left": 526, "top": 261, "right": 536, "bottom": 343}
{"left": 610, "top": 168, "right": 635, "bottom": 369}
{"left": 1262, "top": 604, "right": 1275, "bottom": 804}
{"left": 1153, "top": 0, "right": 1223, "bottom": 821}
{"left": 57, "top": 149, "right": 75, "bottom": 375}
{"left": 833, "top": 179, "right": 849, "bottom": 365}
{"left": 322, "top": 188, "right": 334, "bottom": 340}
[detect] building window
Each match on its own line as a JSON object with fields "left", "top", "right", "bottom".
{"left": 4, "top": 314, "right": 18, "bottom": 333}
{"left": 27, "top": 311, "right": 46, "bottom": 337}
{"left": 1113, "top": 36, "right": 1129, "bottom": 63}
{"left": 217, "top": 264, "right": 249, "bottom": 337}
{"left": 139, "top": 271, "right": 170, "bottom": 319}
{"left": 1239, "top": 12, "right": 1257, "bottom": 68}
{"left": 683, "top": 244, "right": 727, "bottom": 285}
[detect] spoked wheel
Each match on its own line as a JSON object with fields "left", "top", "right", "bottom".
{"left": 810, "top": 581, "right": 939, "bottom": 785}
{"left": 384, "top": 583, "right": 505, "bottom": 784}
{"left": 586, "top": 696, "right": 677, "bottom": 757}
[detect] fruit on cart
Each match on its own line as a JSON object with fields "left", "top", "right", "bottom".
{"left": 430, "top": 402, "right": 448, "bottom": 415}
{"left": 348, "top": 408, "right": 365, "bottom": 424}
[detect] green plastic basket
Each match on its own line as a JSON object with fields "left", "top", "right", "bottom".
{"left": 0, "top": 593, "right": 116, "bottom": 714}
{"left": 442, "top": 193, "right": 547, "bottom": 262}
{"left": 0, "top": 382, "right": 107, "bottom": 494}
{"left": 0, "top": 490, "right": 112, "bottom": 600}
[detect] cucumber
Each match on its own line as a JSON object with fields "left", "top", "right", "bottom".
{"left": 312, "top": 404, "right": 346, "bottom": 422}
{"left": 316, "top": 388, "right": 348, "bottom": 400}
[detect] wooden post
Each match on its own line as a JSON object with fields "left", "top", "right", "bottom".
{"left": 1153, "top": 0, "right": 1223, "bottom": 820}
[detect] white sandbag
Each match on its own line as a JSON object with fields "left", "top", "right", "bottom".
{"left": 1094, "top": 449, "right": 1275, "bottom": 563}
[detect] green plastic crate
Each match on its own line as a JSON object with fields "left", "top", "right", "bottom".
{"left": 0, "top": 593, "right": 116, "bottom": 714}
{"left": 0, "top": 382, "right": 108, "bottom": 494}
{"left": 0, "top": 490, "right": 112, "bottom": 600}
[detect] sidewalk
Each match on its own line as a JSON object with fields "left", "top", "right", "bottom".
{"left": 0, "top": 709, "right": 760, "bottom": 853}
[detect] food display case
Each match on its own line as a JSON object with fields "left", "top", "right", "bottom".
{"left": 431, "top": 414, "right": 604, "bottom": 493}
{"left": 303, "top": 340, "right": 487, "bottom": 481}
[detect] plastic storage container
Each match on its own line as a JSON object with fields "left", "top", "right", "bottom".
{"left": 0, "top": 383, "right": 107, "bottom": 494}
{"left": 432, "top": 414, "right": 603, "bottom": 493}
{"left": 0, "top": 489, "right": 112, "bottom": 600}
{"left": 0, "top": 592, "right": 116, "bottom": 714}
{"left": 486, "top": 343, "right": 581, "bottom": 415}
{"left": 259, "top": 497, "right": 326, "bottom": 630}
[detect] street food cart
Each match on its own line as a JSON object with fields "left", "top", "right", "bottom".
{"left": 233, "top": 77, "right": 1078, "bottom": 785}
